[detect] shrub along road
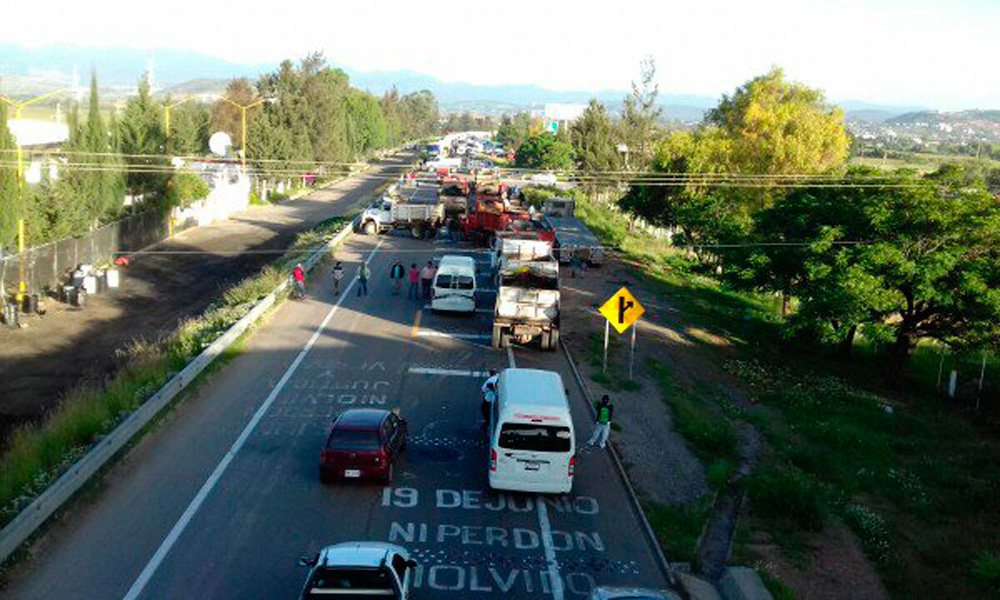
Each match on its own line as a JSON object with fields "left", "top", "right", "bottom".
{"left": 0, "top": 154, "right": 412, "bottom": 442}
{"left": 2, "top": 232, "right": 670, "bottom": 599}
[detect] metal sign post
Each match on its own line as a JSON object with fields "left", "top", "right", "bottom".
{"left": 599, "top": 287, "right": 645, "bottom": 379}
{"left": 629, "top": 323, "right": 637, "bottom": 380}
{"left": 603, "top": 320, "right": 609, "bottom": 373}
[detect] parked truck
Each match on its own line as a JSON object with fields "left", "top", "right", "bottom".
{"left": 359, "top": 190, "right": 444, "bottom": 239}
{"left": 539, "top": 197, "right": 604, "bottom": 266}
{"left": 492, "top": 240, "right": 560, "bottom": 351}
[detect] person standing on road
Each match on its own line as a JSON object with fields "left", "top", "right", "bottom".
{"left": 481, "top": 369, "right": 499, "bottom": 396}
{"left": 357, "top": 263, "right": 371, "bottom": 297}
{"left": 292, "top": 263, "right": 306, "bottom": 298}
{"left": 587, "top": 394, "right": 614, "bottom": 449}
{"left": 481, "top": 381, "right": 497, "bottom": 428}
{"left": 420, "top": 260, "right": 436, "bottom": 300}
{"left": 389, "top": 260, "right": 405, "bottom": 295}
{"left": 331, "top": 261, "right": 344, "bottom": 295}
{"left": 408, "top": 263, "right": 420, "bottom": 300}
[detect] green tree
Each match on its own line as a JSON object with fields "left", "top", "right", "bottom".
{"left": 118, "top": 73, "right": 167, "bottom": 194}
{"left": 515, "top": 133, "right": 575, "bottom": 170}
{"left": 211, "top": 78, "right": 257, "bottom": 152}
{"left": 736, "top": 169, "right": 1000, "bottom": 386}
{"left": 706, "top": 67, "right": 849, "bottom": 181}
{"left": 0, "top": 103, "right": 22, "bottom": 250}
{"left": 78, "top": 73, "right": 125, "bottom": 222}
{"left": 570, "top": 99, "right": 622, "bottom": 193}
{"left": 166, "top": 101, "right": 210, "bottom": 156}
{"left": 497, "top": 111, "right": 534, "bottom": 153}
{"left": 620, "top": 57, "right": 662, "bottom": 168}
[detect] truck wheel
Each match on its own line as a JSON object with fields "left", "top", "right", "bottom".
{"left": 549, "top": 328, "right": 560, "bottom": 351}
{"left": 363, "top": 220, "right": 377, "bottom": 235}
{"left": 540, "top": 331, "right": 551, "bottom": 351}
{"left": 411, "top": 225, "right": 424, "bottom": 239}
{"left": 492, "top": 324, "right": 503, "bottom": 348}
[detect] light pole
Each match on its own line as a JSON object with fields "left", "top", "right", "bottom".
{"left": 163, "top": 96, "right": 194, "bottom": 138}
{"left": 220, "top": 97, "right": 266, "bottom": 177}
{"left": 0, "top": 89, "right": 68, "bottom": 303}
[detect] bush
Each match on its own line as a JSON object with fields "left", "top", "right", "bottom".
{"left": 971, "top": 550, "right": 1000, "bottom": 591}
{"left": 843, "top": 503, "right": 894, "bottom": 566}
{"left": 745, "top": 463, "right": 827, "bottom": 531}
{"left": 164, "top": 173, "right": 210, "bottom": 209}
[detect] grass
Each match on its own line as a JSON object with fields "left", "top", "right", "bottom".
{"left": 575, "top": 194, "right": 1000, "bottom": 598}
{"left": 645, "top": 498, "right": 712, "bottom": 564}
{"left": 585, "top": 331, "right": 642, "bottom": 393}
{"left": 0, "top": 211, "right": 359, "bottom": 529}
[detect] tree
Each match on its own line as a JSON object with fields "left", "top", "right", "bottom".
{"left": 76, "top": 72, "right": 125, "bottom": 222}
{"left": 515, "top": 133, "right": 575, "bottom": 170}
{"left": 497, "top": 112, "right": 534, "bottom": 153}
{"left": 735, "top": 168, "right": 1000, "bottom": 386}
{"left": 0, "top": 103, "right": 22, "bottom": 250}
{"left": 706, "top": 67, "right": 849, "bottom": 182}
{"left": 211, "top": 78, "right": 257, "bottom": 151}
{"left": 118, "top": 73, "right": 166, "bottom": 194}
{"left": 570, "top": 99, "right": 622, "bottom": 193}
{"left": 166, "top": 101, "right": 210, "bottom": 156}
{"left": 620, "top": 57, "right": 662, "bottom": 168}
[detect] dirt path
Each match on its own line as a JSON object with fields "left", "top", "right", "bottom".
{"left": 0, "top": 155, "right": 410, "bottom": 442}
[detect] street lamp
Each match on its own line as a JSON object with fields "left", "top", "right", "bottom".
{"left": 163, "top": 96, "right": 194, "bottom": 138}
{"left": 220, "top": 97, "right": 268, "bottom": 177}
{"left": 0, "top": 88, "right": 68, "bottom": 303}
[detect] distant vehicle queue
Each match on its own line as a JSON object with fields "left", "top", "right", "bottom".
{"left": 302, "top": 132, "right": 612, "bottom": 599}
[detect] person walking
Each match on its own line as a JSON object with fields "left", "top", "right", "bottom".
{"left": 357, "top": 263, "right": 371, "bottom": 297}
{"left": 389, "top": 260, "right": 405, "bottom": 295}
{"left": 587, "top": 395, "right": 614, "bottom": 449}
{"left": 420, "top": 260, "right": 436, "bottom": 300}
{"left": 331, "top": 261, "right": 344, "bottom": 295}
{"left": 407, "top": 263, "right": 420, "bottom": 300}
{"left": 291, "top": 263, "right": 306, "bottom": 298}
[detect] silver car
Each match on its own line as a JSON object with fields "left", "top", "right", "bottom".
{"left": 297, "top": 542, "right": 416, "bottom": 599}
{"left": 588, "top": 586, "right": 683, "bottom": 600}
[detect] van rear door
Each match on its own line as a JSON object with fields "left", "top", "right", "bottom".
{"left": 495, "top": 419, "right": 572, "bottom": 483}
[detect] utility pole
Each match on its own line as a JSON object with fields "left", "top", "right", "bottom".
{"left": 1, "top": 89, "right": 68, "bottom": 303}
{"left": 163, "top": 97, "right": 193, "bottom": 139}
{"left": 220, "top": 97, "right": 266, "bottom": 178}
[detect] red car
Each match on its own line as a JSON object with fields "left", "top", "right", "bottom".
{"left": 320, "top": 409, "right": 408, "bottom": 483}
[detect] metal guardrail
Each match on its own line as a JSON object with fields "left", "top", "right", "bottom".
{"left": 0, "top": 220, "right": 356, "bottom": 564}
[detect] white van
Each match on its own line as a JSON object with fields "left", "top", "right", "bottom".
{"left": 431, "top": 255, "right": 477, "bottom": 313}
{"left": 488, "top": 368, "right": 575, "bottom": 494}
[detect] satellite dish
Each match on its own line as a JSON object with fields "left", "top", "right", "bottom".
{"left": 209, "top": 131, "right": 232, "bottom": 157}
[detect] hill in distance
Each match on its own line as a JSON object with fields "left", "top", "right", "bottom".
{"left": 1, "top": 43, "right": 935, "bottom": 122}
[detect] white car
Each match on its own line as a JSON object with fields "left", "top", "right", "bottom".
{"left": 298, "top": 542, "right": 416, "bottom": 599}
{"left": 530, "top": 172, "right": 558, "bottom": 185}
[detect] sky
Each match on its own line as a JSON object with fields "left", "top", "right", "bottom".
{"left": 2, "top": 0, "right": 998, "bottom": 110}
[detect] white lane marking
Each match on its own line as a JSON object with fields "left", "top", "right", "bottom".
{"left": 408, "top": 367, "right": 490, "bottom": 377}
{"left": 502, "top": 346, "right": 562, "bottom": 597}
{"left": 416, "top": 331, "right": 491, "bottom": 340}
{"left": 537, "top": 495, "right": 565, "bottom": 600}
{"left": 123, "top": 239, "right": 384, "bottom": 600}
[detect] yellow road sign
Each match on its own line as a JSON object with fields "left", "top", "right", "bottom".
{"left": 599, "top": 287, "right": 645, "bottom": 334}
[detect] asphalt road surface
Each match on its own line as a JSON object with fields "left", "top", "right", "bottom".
{"left": 4, "top": 193, "right": 670, "bottom": 598}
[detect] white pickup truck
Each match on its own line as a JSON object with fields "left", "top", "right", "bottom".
{"left": 492, "top": 247, "right": 560, "bottom": 351}
{"left": 359, "top": 194, "right": 444, "bottom": 239}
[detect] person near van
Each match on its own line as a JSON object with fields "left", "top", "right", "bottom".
{"left": 389, "top": 260, "right": 405, "bottom": 295}
{"left": 357, "top": 263, "right": 371, "bottom": 297}
{"left": 587, "top": 395, "right": 614, "bottom": 449}
{"left": 331, "top": 261, "right": 344, "bottom": 295}
{"left": 481, "top": 381, "right": 497, "bottom": 428}
{"left": 408, "top": 264, "right": 420, "bottom": 300}
{"left": 481, "top": 369, "right": 499, "bottom": 395}
{"left": 420, "top": 261, "right": 436, "bottom": 300}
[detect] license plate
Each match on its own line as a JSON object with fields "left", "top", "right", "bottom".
{"left": 344, "top": 469, "right": 361, "bottom": 478}
{"left": 523, "top": 462, "right": 540, "bottom": 471}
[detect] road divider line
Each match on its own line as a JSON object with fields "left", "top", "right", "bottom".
{"left": 416, "top": 331, "right": 491, "bottom": 340}
{"left": 412, "top": 309, "right": 422, "bottom": 338}
{"left": 407, "top": 367, "right": 490, "bottom": 377}
{"left": 123, "top": 239, "right": 384, "bottom": 600}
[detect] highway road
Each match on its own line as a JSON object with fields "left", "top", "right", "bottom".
{"left": 3, "top": 178, "right": 670, "bottom": 599}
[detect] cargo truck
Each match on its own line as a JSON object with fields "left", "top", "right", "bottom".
{"left": 492, "top": 244, "right": 560, "bottom": 351}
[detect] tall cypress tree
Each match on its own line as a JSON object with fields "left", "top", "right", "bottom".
{"left": 0, "top": 103, "right": 22, "bottom": 251}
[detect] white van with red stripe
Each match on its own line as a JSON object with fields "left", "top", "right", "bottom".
{"left": 488, "top": 368, "right": 575, "bottom": 494}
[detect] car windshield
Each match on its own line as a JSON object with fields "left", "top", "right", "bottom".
{"left": 328, "top": 428, "right": 380, "bottom": 450}
{"left": 499, "top": 424, "right": 572, "bottom": 452}
{"left": 306, "top": 567, "right": 396, "bottom": 598}
{"left": 435, "top": 273, "right": 474, "bottom": 290}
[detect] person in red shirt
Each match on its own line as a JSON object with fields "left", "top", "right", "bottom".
{"left": 292, "top": 264, "right": 306, "bottom": 297}
{"left": 407, "top": 263, "right": 420, "bottom": 300}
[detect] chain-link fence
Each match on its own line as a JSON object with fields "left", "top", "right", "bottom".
{"left": 1, "top": 209, "right": 173, "bottom": 296}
